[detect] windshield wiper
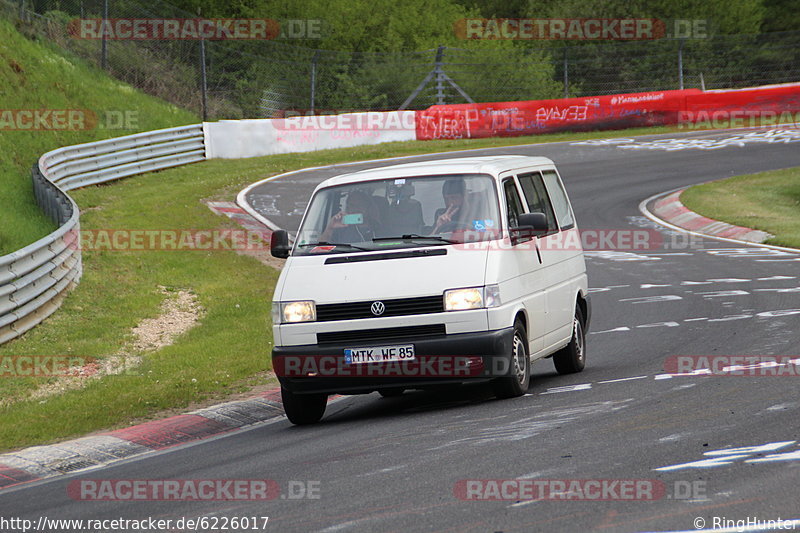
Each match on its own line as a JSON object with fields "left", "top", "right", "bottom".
{"left": 372, "top": 234, "right": 457, "bottom": 244}
{"left": 298, "top": 242, "right": 371, "bottom": 251}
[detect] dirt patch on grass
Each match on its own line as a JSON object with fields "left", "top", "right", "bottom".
{"left": 131, "top": 287, "right": 202, "bottom": 352}
{"left": 3, "top": 287, "right": 203, "bottom": 407}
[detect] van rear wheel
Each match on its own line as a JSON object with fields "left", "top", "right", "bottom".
{"left": 492, "top": 318, "right": 530, "bottom": 399}
{"left": 281, "top": 387, "right": 327, "bottom": 425}
{"left": 553, "top": 307, "right": 586, "bottom": 375}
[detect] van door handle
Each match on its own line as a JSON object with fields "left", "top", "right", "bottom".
{"left": 535, "top": 240, "right": 542, "bottom": 264}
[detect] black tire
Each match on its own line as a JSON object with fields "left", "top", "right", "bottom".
{"left": 281, "top": 387, "right": 327, "bottom": 425}
{"left": 378, "top": 388, "right": 405, "bottom": 398}
{"left": 492, "top": 318, "right": 531, "bottom": 399}
{"left": 553, "top": 307, "right": 586, "bottom": 375}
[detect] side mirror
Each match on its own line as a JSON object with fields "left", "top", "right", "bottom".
{"left": 511, "top": 212, "right": 548, "bottom": 244}
{"left": 270, "top": 229, "right": 290, "bottom": 258}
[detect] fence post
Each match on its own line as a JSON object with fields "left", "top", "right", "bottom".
{"left": 400, "top": 45, "right": 472, "bottom": 109}
{"left": 563, "top": 46, "right": 569, "bottom": 98}
{"left": 678, "top": 39, "right": 684, "bottom": 90}
{"left": 435, "top": 45, "right": 446, "bottom": 105}
{"left": 199, "top": 36, "right": 208, "bottom": 121}
{"left": 101, "top": 0, "right": 108, "bottom": 70}
{"left": 310, "top": 50, "right": 319, "bottom": 114}
{"left": 18, "top": 0, "right": 23, "bottom": 20}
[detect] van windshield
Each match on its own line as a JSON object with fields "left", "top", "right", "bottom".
{"left": 294, "top": 173, "right": 501, "bottom": 255}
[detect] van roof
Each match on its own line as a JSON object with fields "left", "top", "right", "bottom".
{"left": 318, "top": 155, "right": 554, "bottom": 188}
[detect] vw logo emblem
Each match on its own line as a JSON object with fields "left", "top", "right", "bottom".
{"left": 370, "top": 301, "right": 385, "bottom": 316}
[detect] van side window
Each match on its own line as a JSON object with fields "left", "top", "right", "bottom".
{"left": 517, "top": 171, "right": 558, "bottom": 233}
{"left": 502, "top": 179, "right": 524, "bottom": 229}
{"left": 542, "top": 170, "right": 575, "bottom": 230}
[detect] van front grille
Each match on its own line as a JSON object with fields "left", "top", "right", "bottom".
{"left": 316, "top": 295, "right": 444, "bottom": 322}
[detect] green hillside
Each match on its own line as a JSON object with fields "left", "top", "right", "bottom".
{"left": 0, "top": 18, "right": 197, "bottom": 256}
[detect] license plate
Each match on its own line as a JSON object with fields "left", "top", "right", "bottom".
{"left": 344, "top": 344, "right": 415, "bottom": 364}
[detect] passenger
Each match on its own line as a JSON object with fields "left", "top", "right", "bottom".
{"left": 431, "top": 179, "right": 470, "bottom": 233}
{"left": 319, "top": 190, "right": 381, "bottom": 243}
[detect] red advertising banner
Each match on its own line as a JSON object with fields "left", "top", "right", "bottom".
{"left": 680, "top": 83, "right": 800, "bottom": 127}
{"left": 415, "top": 89, "right": 701, "bottom": 140}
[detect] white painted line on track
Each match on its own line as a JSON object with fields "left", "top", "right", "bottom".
{"left": 508, "top": 498, "right": 542, "bottom": 508}
{"left": 541, "top": 384, "right": 592, "bottom": 394}
{"left": 598, "top": 376, "right": 648, "bottom": 384}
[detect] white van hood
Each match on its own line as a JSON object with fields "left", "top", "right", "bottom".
{"left": 275, "top": 245, "right": 489, "bottom": 303}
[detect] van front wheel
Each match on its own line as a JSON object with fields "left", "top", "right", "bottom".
{"left": 492, "top": 319, "right": 530, "bottom": 399}
{"left": 553, "top": 307, "right": 586, "bottom": 375}
{"left": 281, "top": 387, "right": 327, "bottom": 425}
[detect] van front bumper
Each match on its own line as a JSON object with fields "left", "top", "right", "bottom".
{"left": 273, "top": 327, "right": 514, "bottom": 395}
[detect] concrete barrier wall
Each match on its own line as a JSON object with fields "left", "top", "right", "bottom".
{"left": 205, "top": 112, "right": 417, "bottom": 159}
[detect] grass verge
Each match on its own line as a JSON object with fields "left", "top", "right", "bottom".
{"left": 681, "top": 167, "right": 800, "bottom": 249}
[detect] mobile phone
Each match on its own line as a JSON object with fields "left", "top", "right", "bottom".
{"left": 342, "top": 213, "right": 364, "bottom": 225}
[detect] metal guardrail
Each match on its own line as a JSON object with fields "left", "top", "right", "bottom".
{"left": 0, "top": 124, "right": 205, "bottom": 345}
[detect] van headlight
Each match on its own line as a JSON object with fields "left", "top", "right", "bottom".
{"left": 444, "top": 285, "right": 501, "bottom": 311}
{"left": 275, "top": 300, "right": 316, "bottom": 323}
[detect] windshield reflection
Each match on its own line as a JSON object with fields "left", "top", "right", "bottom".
{"left": 294, "top": 173, "right": 501, "bottom": 255}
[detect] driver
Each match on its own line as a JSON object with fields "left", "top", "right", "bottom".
{"left": 431, "top": 178, "right": 469, "bottom": 233}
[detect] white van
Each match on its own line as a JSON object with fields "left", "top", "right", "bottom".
{"left": 270, "top": 155, "right": 590, "bottom": 424}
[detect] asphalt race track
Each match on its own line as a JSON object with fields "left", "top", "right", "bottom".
{"left": 2, "top": 129, "right": 800, "bottom": 532}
